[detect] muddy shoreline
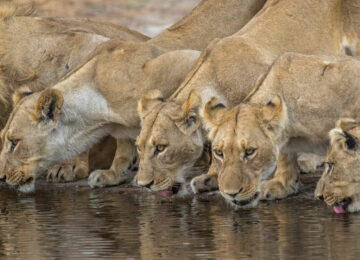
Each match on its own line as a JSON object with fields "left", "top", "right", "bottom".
{"left": 0, "top": 170, "right": 322, "bottom": 203}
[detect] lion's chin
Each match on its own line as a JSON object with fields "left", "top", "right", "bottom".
{"left": 18, "top": 179, "right": 35, "bottom": 193}
{"left": 227, "top": 192, "right": 260, "bottom": 209}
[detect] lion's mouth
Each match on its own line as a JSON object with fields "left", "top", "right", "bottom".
{"left": 333, "top": 197, "right": 352, "bottom": 214}
{"left": 155, "top": 183, "right": 182, "bottom": 198}
{"left": 19, "top": 177, "right": 34, "bottom": 186}
{"left": 232, "top": 192, "right": 259, "bottom": 207}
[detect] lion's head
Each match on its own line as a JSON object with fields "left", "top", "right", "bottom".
{"left": 136, "top": 90, "right": 207, "bottom": 197}
{"left": 202, "top": 96, "right": 287, "bottom": 208}
{"left": 0, "top": 88, "right": 65, "bottom": 192}
{"left": 315, "top": 118, "right": 360, "bottom": 214}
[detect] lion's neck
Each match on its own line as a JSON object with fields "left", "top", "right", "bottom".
{"left": 49, "top": 71, "right": 122, "bottom": 162}
{"left": 61, "top": 86, "right": 113, "bottom": 123}
{"left": 49, "top": 87, "right": 113, "bottom": 162}
{"left": 54, "top": 58, "right": 124, "bottom": 125}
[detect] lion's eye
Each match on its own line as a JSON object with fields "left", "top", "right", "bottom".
{"left": 214, "top": 149, "right": 224, "bottom": 158}
{"left": 244, "top": 148, "right": 256, "bottom": 157}
{"left": 9, "top": 139, "right": 19, "bottom": 152}
{"left": 154, "top": 145, "right": 166, "bottom": 155}
{"left": 324, "top": 162, "right": 334, "bottom": 175}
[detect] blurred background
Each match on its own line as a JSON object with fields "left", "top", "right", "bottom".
{"left": 27, "top": 0, "right": 201, "bottom": 37}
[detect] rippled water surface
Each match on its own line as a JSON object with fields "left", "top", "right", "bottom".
{"left": 0, "top": 183, "right": 359, "bottom": 259}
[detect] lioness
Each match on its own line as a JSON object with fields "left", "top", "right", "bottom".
{"left": 202, "top": 52, "right": 360, "bottom": 208}
{"left": 0, "top": 0, "right": 267, "bottom": 191}
{"left": 315, "top": 119, "right": 360, "bottom": 214}
{"left": 0, "top": 2, "right": 150, "bottom": 183}
{"left": 135, "top": 0, "right": 358, "bottom": 197}
{"left": 0, "top": 3, "right": 148, "bottom": 123}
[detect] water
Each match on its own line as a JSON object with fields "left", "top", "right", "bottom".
{"left": 0, "top": 182, "right": 359, "bottom": 259}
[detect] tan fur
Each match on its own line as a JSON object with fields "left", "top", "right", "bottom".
{"left": 0, "top": 6, "right": 149, "bottom": 127}
{"left": 0, "top": 1, "right": 34, "bottom": 19}
{"left": 203, "top": 53, "right": 360, "bottom": 208}
{"left": 12, "top": 86, "right": 33, "bottom": 105}
{"left": 31, "top": 89, "right": 64, "bottom": 124}
{"left": 315, "top": 118, "right": 360, "bottom": 213}
{"left": 47, "top": 151, "right": 89, "bottom": 183}
{"left": 0, "top": 0, "right": 265, "bottom": 191}
{"left": 138, "top": 89, "right": 164, "bottom": 121}
{"left": 136, "top": 0, "right": 359, "bottom": 196}
{"left": 147, "top": 0, "right": 266, "bottom": 51}
{"left": 0, "top": 1, "right": 150, "bottom": 183}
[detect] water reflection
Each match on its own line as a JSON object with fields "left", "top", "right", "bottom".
{"left": 0, "top": 186, "right": 359, "bottom": 259}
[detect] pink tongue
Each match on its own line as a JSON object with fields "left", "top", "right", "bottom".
{"left": 156, "top": 190, "right": 173, "bottom": 198}
{"left": 333, "top": 205, "right": 346, "bottom": 214}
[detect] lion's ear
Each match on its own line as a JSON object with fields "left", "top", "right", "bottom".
{"left": 330, "top": 118, "right": 360, "bottom": 150}
{"left": 31, "top": 89, "right": 64, "bottom": 125}
{"left": 137, "top": 89, "right": 164, "bottom": 120}
{"left": 175, "top": 90, "right": 202, "bottom": 135}
{"left": 336, "top": 118, "right": 360, "bottom": 132}
{"left": 260, "top": 95, "right": 286, "bottom": 131}
{"left": 12, "top": 86, "right": 33, "bottom": 105}
{"left": 202, "top": 97, "right": 227, "bottom": 131}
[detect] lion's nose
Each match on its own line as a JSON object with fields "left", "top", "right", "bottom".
{"left": 225, "top": 187, "right": 243, "bottom": 198}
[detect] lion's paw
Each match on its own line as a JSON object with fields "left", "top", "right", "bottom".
{"left": 190, "top": 174, "right": 218, "bottom": 194}
{"left": 260, "top": 177, "right": 301, "bottom": 201}
{"left": 47, "top": 165, "right": 76, "bottom": 183}
{"left": 47, "top": 161, "right": 88, "bottom": 183}
{"left": 88, "top": 169, "right": 131, "bottom": 188}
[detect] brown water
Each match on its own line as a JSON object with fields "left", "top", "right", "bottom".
{"left": 0, "top": 183, "right": 358, "bottom": 260}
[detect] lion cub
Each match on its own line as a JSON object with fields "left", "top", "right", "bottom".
{"left": 202, "top": 53, "right": 360, "bottom": 208}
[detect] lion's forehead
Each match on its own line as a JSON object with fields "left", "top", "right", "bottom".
{"left": 139, "top": 125, "right": 174, "bottom": 152}
{"left": 8, "top": 97, "right": 35, "bottom": 125}
{"left": 11, "top": 110, "right": 31, "bottom": 130}
{"left": 141, "top": 108, "right": 177, "bottom": 142}
{"left": 215, "top": 123, "right": 261, "bottom": 149}
{"left": 153, "top": 113, "right": 175, "bottom": 129}
{"left": 215, "top": 109, "right": 261, "bottom": 138}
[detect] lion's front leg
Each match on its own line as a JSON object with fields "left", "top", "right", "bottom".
{"left": 260, "top": 152, "right": 301, "bottom": 200}
{"left": 191, "top": 161, "right": 219, "bottom": 194}
{"left": 47, "top": 151, "right": 89, "bottom": 183}
{"left": 88, "top": 138, "right": 137, "bottom": 188}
